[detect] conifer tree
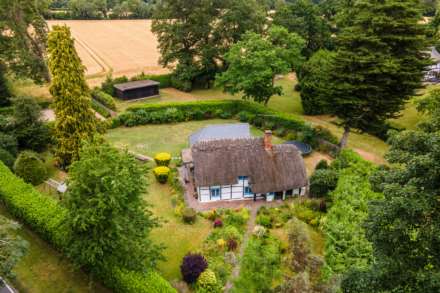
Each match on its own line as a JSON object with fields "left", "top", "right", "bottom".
{"left": 325, "top": 0, "right": 430, "bottom": 147}
{"left": 47, "top": 26, "right": 96, "bottom": 167}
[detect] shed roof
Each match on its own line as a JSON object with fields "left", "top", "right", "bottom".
{"left": 191, "top": 138, "right": 308, "bottom": 194}
{"left": 114, "top": 80, "right": 160, "bottom": 91}
{"left": 189, "top": 123, "right": 251, "bottom": 146}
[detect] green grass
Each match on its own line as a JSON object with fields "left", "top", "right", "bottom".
{"left": 105, "top": 119, "right": 284, "bottom": 157}
{"left": 0, "top": 205, "right": 108, "bottom": 293}
{"left": 146, "top": 171, "right": 211, "bottom": 281}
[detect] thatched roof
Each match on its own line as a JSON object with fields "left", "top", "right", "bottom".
{"left": 191, "top": 138, "right": 308, "bottom": 194}
{"left": 189, "top": 123, "right": 251, "bottom": 146}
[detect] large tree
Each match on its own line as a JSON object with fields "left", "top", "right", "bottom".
{"left": 216, "top": 26, "right": 305, "bottom": 105}
{"left": 47, "top": 25, "right": 97, "bottom": 167}
{"left": 65, "top": 142, "right": 162, "bottom": 273}
{"left": 0, "top": 0, "right": 50, "bottom": 82}
{"left": 325, "top": 0, "right": 430, "bottom": 147}
{"left": 342, "top": 91, "right": 440, "bottom": 293}
{"left": 151, "top": 0, "right": 266, "bottom": 91}
{"left": 273, "top": 0, "right": 333, "bottom": 57}
{"left": 0, "top": 215, "right": 28, "bottom": 279}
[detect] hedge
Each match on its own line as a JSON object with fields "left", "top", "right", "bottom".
{"left": 92, "top": 89, "right": 116, "bottom": 110}
{"left": 0, "top": 162, "right": 176, "bottom": 293}
{"left": 92, "top": 99, "right": 111, "bottom": 118}
{"left": 111, "top": 100, "right": 338, "bottom": 147}
{"left": 101, "top": 73, "right": 173, "bottom": 97}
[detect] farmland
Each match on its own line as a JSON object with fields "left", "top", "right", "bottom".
{"left": 47, "top": 20, "right": 168, "bottom": 78}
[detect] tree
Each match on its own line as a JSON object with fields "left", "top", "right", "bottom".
{"left": 11, "top": 97, "right": 50, "bottom": 152}
{"left": 0, "top": 64, "right": 11, "bottom": 107}
{"left": 324, "top": 0, "right": 430, "bottom": 147}
{"left": 0, "top": 215, "right": 28, "bottom": 279}
{"left": 47, "top": 25, "right": 97, "bottom": 167}
{"left": 216, "top": 27, "right": 305, "bottom": 105}
{"left": 342, "top": 92, "right": 440, "bottom": 292}
{"left": 65, "top": 142, "right": 163, "bottom": 273}
{"left": 69, "top": 0, "right": 107, "bottom": 19}
{"left": 273, "top": 0, "right": 333, "bottom": 57}
{"left": 0, "top": 0, "right": 50, "bottom": 82}
{"left": 298, "top": 49, "right": 336, "bottom": 115}
{"left": 152, "top": 0, "right": 266, "bottom": 91}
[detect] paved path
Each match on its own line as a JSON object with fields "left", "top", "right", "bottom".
{"left": 224, "top": 206, "right": 258, "bottom": 292}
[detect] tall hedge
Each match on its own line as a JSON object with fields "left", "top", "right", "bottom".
{"left": 0, "top": 162, "right": 176, "bottom": 293}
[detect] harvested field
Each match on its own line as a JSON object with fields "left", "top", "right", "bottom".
{"left": 47, "top": 20, "right": 168, "bottom": 78}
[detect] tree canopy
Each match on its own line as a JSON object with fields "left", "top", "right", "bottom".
{"left": 152, "top": 0, "right": 266, "bottom": 91}
{"left": 47, "top": 25, "right": 97, "bottom": 167}
{"left": 66, "top": 142, "right": 163, "bottom": 273}
{"left": 216, "top": 27, "right": 305, "bottom": 105}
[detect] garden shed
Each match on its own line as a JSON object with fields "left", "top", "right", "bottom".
{"left": 113, "top": 80, "right": 159, "bottom": 100}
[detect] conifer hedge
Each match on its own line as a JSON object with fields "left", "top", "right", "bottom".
{"left": 0, "top": 162, "right": 176, "bottom": 293}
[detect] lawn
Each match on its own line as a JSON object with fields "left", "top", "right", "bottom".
{"left": 0, "top": 205, "right": 108, "bottom": 293}
{"left": 146, "top": 172, "right": 212, "bottom": 281}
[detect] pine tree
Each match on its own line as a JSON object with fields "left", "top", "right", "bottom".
{"left": 326, "top": 0, "right": 431, "bottom": 147}
{"left": 47, "top": 26, "right": 96, "bottom": 167}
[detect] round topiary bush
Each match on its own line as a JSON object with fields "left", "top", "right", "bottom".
{"left": 0, "top": 132, "right": 18, "bottom": 156}
{"left": 196, "top": 269, "right": 218, "bottom": 291}
{"left": 153, "top": 166, "right": 170, "bottom": 183}
{"left": 315, "top": 159, "right": 329, "bottom": 170}
{"left": 180, "top": 253, "right": 208, "bottom": 284}
{"left": 13, "top": 151, "right": 47, "bottom": 185}
{"left": 0, "top": 147, "right": 14, "bottom": 169}
{"left": 154, "top": 152, "right": 171, "bottom": 166}
{"left": 309, "top": 169, "right": 339, "bottom": 198}
{"left": 182, "top": 207, "right": 197, "bottom": 224}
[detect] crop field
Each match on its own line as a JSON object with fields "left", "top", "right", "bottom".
{"left": 47, "top": 20, "right": 168, "bottom": 78}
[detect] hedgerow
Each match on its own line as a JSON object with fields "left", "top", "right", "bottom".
{"left": 322, "top": 150, "right": 383, "bottom": 278}
{"left": 111, "top": 100, "right": 338, "bottom": 148}
{"left": 0, "top": 162, "right": 176, "bottom": 293}
{"left": 92, "top": 89, "right": 116, "bottom": 110}
{"left": 101, "top": 72, "right": 172, "bottom": 96}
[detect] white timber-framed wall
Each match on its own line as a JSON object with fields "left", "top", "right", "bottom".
{"left": 197, "top": 176, "right": 306, "bottom": 203}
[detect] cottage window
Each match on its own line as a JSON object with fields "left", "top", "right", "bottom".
{"left": 244, "top": 186, "right": 252, "bottom": 196}
{"left": 210, "top": 187, "right": 221, "bottom": 199}
{"left": 238, "top": 176, "right": 248, "bottom": 181}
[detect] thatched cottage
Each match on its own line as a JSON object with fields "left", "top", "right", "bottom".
{"left": 182, "top": 125, "right": 308, "bottom": 203}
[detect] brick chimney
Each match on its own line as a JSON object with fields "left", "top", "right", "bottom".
{"left": 264, "top": 130, "right": 273, "bottom": 151}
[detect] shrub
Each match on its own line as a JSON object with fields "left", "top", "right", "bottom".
{"left": 223, "top": 209, "right": 249, "bottom": 228}
{"left": 256, "top": 214, "right": 272, "bottom": 228}
{"left": 101, "top": 74, "right": 129, "bottom": 96}
{"left": 153, "top": 166, "right": 170, "bottom": 183}
{"left": 180, "top": 253, "right": 208, "bottom": 284}
{"left": 154, "top": 152, "right": 172, "bottom": 166}
{"left": 227, "top": 239, "right": 238, "bottom": 251}
{"left": 13, "top": 151, "right": 47, "bottom": 185}
{"left": 182, "top": 207, "right": 197, "bottom": 224}
{"left": 253, "top": 225, "right": 267, "bottom": 238}
{"left": 213, "top": 218, "right": 223, "bottom": 228}
{"left": 309, "top": 169, "right": 339, "bottom": 198}
{"left": 222, "top": 226, "right": 241, "bottom": 242}
{"left": 315, "top": 159, "right": 329, "bottom": 170}
{"left": 196, "top": 269, "right": 219, "bottom": 292}
{"left": 217, "top": 238, "right": 226, "bottom": 249}
{"left": 92, "top": 89, "right": 116, "bottom": 110}
{"left": 0, "top": 132, "right": 18, "bottom": 156}
{"left": 130, "top": 72, "right": 173, "bottom": 88}
{"left": 0, "top": 162, "right": 176, "bottom": 292}
{"left": 0, "top": 148, "right": 14, "bottom": 169}
{"left": 92, "top": 99, "right": 111, "bottom": 118}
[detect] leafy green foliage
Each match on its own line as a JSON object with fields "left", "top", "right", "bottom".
{"left": 0, "top": 147, "right": 14, "bottom": 169}
{"left": 323, "top": 150, "right": 382, "bottom": 276}
{"left": 0, "top": 161, "right": 175, "bottom": 292}
{"left": 13, "top": 150, "right": 47, "bottom": 185}
{"left": 0, "top": 0, "right": 49, "bottom": 81}
{"left": 298, "top": 50, "right": 336, "bottom": 115}
{"left": 273, "top": 0, "right": 333, "bottom": 57}
{"left": 66, "top": 142, "right": 162, "bottom": 273}
{"left": 342, "top": 108, "right": 440, "bottom": 292}
{"left": 309, "top": 168, "right": 338, "bottom": 198}
{"left": 0, "top": 132, "right": 18, "bottom": 156}
{"left": 11, "top": 96, "right": 50, "bottom": 151}
{"left": 48, "top": 25, "right": 97, "bottom": 167}
{"left": 216, "top": 28, "right": 304, "bottom": 105}
{"left": 180, "top": 253, "right": 208, "bottom": 284}
{"left": 182, "top": 207, "right": 197, "bottom": 224}
{"left": 196, "top": 269, "right": 220, "bottom": 293}
{"left": 91, "top": 89, "right": 116, "bottom": 110}
{"left": 0, "top": 64, "right": 11, "bottom": 106}
{"left": 232, "top": 236, "right": 281, "bottom": 292}
{"left": 0, "top": 215, "right": 28, "bottom": 278}
{"left": 324, "top": 0, "right": 431, "bottom": 146}
{"left": 100, "top": 72, "right": 172, "bottom": 96}
{"left": 152, "top": 0, "right": 266, "bottom": 91}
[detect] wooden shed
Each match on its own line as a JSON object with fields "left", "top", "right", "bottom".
{"left": 113, "top": 80, "right": 160, "bottom": 100}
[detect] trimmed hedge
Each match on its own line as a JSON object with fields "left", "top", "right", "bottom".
{"left": 92, "top": 99, "right": 111, "bottom": 118}
{"left": 0, "top": 162, "right": 176, "bottom": 293}
{"left": 92, "top": 89, "right": 116, "bottom": 110}
{"left": 111, "top": 100, "right": 338, "bottom": 147}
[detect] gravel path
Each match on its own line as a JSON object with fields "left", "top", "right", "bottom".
{"left": 224, "top": 206, "right": 258, "bottom": 292}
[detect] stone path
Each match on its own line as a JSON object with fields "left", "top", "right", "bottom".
{"left": 224, "top": 206, "right": 258, "bottom": 292}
